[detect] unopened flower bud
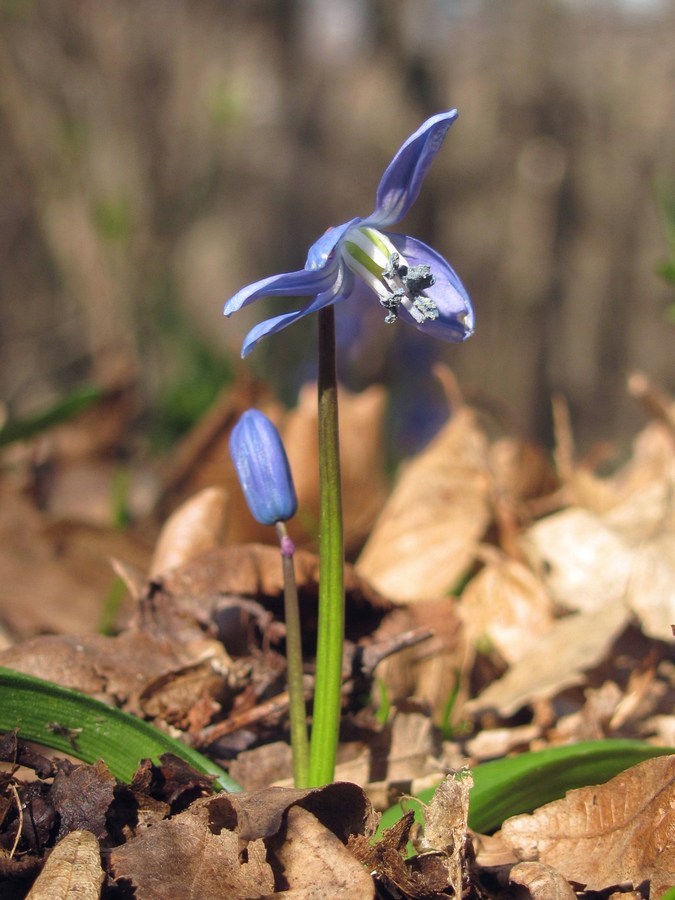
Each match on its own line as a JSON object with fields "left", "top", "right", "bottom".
{"left": 229, "top": 409, "right": 298, "bottom": 526}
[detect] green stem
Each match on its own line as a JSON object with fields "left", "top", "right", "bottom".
{"left": 308, "top": 305, "right": 345, "bottom": 786}
{"left": 276, "top": 522, "right": 309, "bottom": 787}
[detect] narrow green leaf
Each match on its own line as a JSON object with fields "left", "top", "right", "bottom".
{"left": 0, "top": 386, "right": 103, "bottom": 448}
{"left": 377, "top": 739, "right": 674, "bottom": 840}
{"left": 0, "top": 666, "right": 242, "bottom": 792}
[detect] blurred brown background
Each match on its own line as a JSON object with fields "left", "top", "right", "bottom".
{"left": 1, "top": 0, "right": 673, "bottom": 454}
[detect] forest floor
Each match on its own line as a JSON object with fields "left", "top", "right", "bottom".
{"left": 0, "top": 367, "right": 673, "bottom": 899}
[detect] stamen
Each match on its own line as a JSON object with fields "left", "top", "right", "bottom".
{"left": 403, "top": 264, "right": 435, "bottom": 294}
{"left": 379, "top": 289, "right": 404, "bottom": 324}
{"left": 412, "top": 296, "right": 439, "bottom": 321}
{"left": 382, "top": 253, "right": 439, "bottom": 324}
{"left": 342, "top": 228, "right": 441, "bottom": 326}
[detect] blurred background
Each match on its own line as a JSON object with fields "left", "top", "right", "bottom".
{"left": 1, "top": 0, "right": 674, "bottom": 457}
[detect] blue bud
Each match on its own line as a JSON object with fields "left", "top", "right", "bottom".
{"left": 229, "top": 409, "right": 298, "bottom": 526}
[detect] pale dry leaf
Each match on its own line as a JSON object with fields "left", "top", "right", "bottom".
{"left": 269, "top": 805, "right": 375, "bottom": 899}
{"left": 627, "top": 371, "right": 675, "bottom": 433}
{"left": 499, "top": 754, "right": 675, "bottom": 894}
{"left": 331, "top": 745, "right": 373, "bottom": 789}
{"left": 283, "top": 382, "right": 389, "bottom": 554}
{"left": 110, "top": 808, "right": 274, "bottom": 899}
{"left": 358, "top": 407, "right": 491, "bottom": 604}
{"left": 521, "top": 506, "right": 675, "bottom": 640}
{"left": 608, "top": 419, "right": 675, "bottom": 511}
{"left": 26, "top": 830, "right": 103, "bottom": 900}
{"left": 623, "top": 540, "right": 675, "bottom": 642}
{"left": 467, "top": 600, "right": 631, "bottom": 716}
{"left": 149, "top": 486, "right": 230, "bottom": 578}
{"left": 555, "top": 680, "right": 624, "bottom": 743}
{"left": 459, "top": 555, "right": 555, "bottom": 664}
{"left": 520, "top": 508, "right": 634, "bottom": 614}
{"left": 472, "top": 832, "right": 517, "bottom": 868}
{"left": 423, "top": 771, "right": 473, "bottom": 894}
{"left": 465, "top": 724, "right": 542, "bottom": 761}
{"left": 605, "top": 469, "right": 675, "bottom": 544}
{"left": 489, "top": 436, "right": 558, "bottom": 505}
{"left": 374, "top": 709, "right": 439, "bottom": 784}
{"left": 508, "top": 861, "right": 576, "bottom": 899}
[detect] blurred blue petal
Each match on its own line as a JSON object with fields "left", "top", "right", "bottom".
{"left": 229, "top": 409, "right": 298, "bottom": 525}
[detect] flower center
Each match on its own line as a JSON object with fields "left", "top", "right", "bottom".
{"left": 341, "top": 226, "right": 439, "bottom": 325}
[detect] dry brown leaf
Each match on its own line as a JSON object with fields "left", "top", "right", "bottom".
{"left": 459, "top": 554, "right": 555, "bottom": 665}
{"left": 508, "top": 861, "right": 576, "bottom": 899}
{"left": 50, "top": 760, "right": 116, "bottom": 842}
{"left": 158, "top": 544, "right": 392, "bottom": 643}
{"left": 215, "top": 781, "right": 378, "bottom": 844}
{"left": 26, "top": 830, "right": 103, "bottom": 900}
{"left": 110, "top": 808, "right": 274, "bottom": 899}
{"left": 0, "top": 627, "right": 228, "bottom": 723}
{"left": 149, "top": 486, "right": 230, "bottom": 578}
{"left": 269, "top": 805, "right": 376, "bottom": 898}
{"left": 372, "top": 598, "right": 470, "bottom": 722}
{"left": 422, "top": 771, "right": 473, "bottom": 894}
{"left": 467, "top": 600, "right": 631, "bottom": 716}
{"left": 499, "top": 754, "right": 675, "bottom": 895}
{"left": 357, "top": 407, "right": 491, "bottom": 604}
{"left": 0, "top": 485, "right": 149, "bottom": 637}
{"left": 225, "top": 741, "right": 294, "bottom": 792}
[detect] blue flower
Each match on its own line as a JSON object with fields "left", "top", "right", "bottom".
{"left": 230, "top": 409, "right": 298, "bottom": 526}
{"left": 224, "top": 110, "right": 474, "bottom": 357}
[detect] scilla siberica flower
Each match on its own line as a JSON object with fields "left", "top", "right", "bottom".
{"left": 224, "top": 110, "right": 474, "bottom": 357}
{"left": 230, "top": 409, "right": 298, "bottom": 526}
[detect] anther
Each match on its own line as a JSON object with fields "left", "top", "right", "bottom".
{"left": 403, "top": 264, "right": 435, "bottom": 294}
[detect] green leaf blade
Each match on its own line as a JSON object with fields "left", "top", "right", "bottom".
{"left": 0, "top": 666, "right": 242, "bottom": 792}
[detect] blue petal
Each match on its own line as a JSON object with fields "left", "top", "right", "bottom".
{"left": 386, "top": 232, "right": 474, "bottom": 342}
{"left": 305, "top": 218, "right": 360, "bottom": 271}
{"left": 229, "top": 409, "right": 297, "bottom": 526}
{"left": 240, "top": 265, "right": 356, "bottom": 357}
{"left": 224, "top": 261, "right": 339, "bottom": 316}
{"left": 367, "top": 111, "right": 459, "bottom": 228}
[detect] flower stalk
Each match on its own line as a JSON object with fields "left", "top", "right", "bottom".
{"left": 275, "top": 522, "right": 309, "bottom": 787}
{"left": 308, "top": 305, "right": 345, "bottom": 786}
